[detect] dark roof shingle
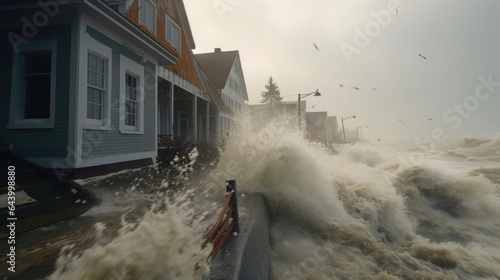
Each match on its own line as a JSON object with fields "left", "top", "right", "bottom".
{"left": 195, "top": 50, "right": 238, "bottom": 89}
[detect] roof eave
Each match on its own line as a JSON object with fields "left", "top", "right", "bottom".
{"left": 195, "top": 60, "right": 233, "bottom": 115}
{"left": 175, "top": 0, "right": 195, "bottom": 49}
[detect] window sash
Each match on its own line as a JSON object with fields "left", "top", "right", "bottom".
{"left": 87, "top": 86, "right": 104, "bottom": 120}
{"left": 166, "top": 18, "right": 181, "bottom": 50}
{"left": 140, "top": 0, "right": 156, "bottom": 33}
{"left": 87, "top": 53, "right": 107, "bottom": 122}
{"left": 125, "top": 73, "right": 138, "bottom": 127}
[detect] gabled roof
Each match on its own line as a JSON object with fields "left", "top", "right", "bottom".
{"left": 195, "top": 59, "right": 233, "bottom": 115}
{"left": 195, "top": 50, "right": 239, "bottom": 89}
{"left": 175, "top": 0, "right": 195, "bottom": 49}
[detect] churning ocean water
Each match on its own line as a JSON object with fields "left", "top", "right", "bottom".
{"left": 218, "top": 114, "right": 500, "bottom": 280}
{"left": 49, "top": 113, "right": 500, "bottom": 280}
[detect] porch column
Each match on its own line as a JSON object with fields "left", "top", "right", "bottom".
{"left": 205, "top": 101, "right": 210, "bottom": 143}
{"left": 169, "top": 83, "right": 174, "bottom": 136}
{"left": 193, "top": 96, "right": 198, "bottom": 144}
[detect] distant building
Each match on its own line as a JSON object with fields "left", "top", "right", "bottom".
{"left": 305, "top": 111, "right": 329, "bottom": 143}
{"left": 247, "top": 100, "right": 305, "bottom": 131}
{"left": 195, "top": 48, "right": 248, "bottom": 144}
{"left": 326, "top": 116, "right": 340, "bottom": 143}
{"left": 283, "top": 100, "right": 306, "bottom": 131}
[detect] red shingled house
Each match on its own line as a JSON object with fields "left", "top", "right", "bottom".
{"left": 113, "top": 0, "right": 211, "bottom": 145}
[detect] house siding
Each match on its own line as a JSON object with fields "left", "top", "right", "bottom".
{"left": 125, "top": 0, "right": 180, "bottom": 58}
{"left": 81, "top": 26, "right": 156, "bottom": 159}
{"left": 0, "top": 25, "right": 72, "bottom": 158}
{"left": 164, "top": 29, "right": 205, "bottom": 95}
{"left": 125, "top": 0, "right": 205, "bottom": 95}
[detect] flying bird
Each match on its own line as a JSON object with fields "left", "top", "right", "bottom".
{"left": 372, "top": 88, "right": 376, "bottom": 91}
{"left": 339, "top": 84, "right": 344, "bottom": 87}
{"left": 352, "top": 86, "right": 359, "bottom": 90}
{"left": 419, "top": 54, "right": 427, "bottom": 60}
{"left": 428, "top": 118, "right": 433, "bottom": 121}
{"left": 313, "top": 43, "right": 319, "bottom": 51}
{"left": 398, "top": 119, "right": 405, "bottom": 124}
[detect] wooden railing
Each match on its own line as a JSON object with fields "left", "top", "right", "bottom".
{"left": 201, "top": 179, "right": 239, "bottom": 260}
{"left": 158, "top": 134, "right": 175, "bottom": 147}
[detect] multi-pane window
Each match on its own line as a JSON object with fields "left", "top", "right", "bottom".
{"left": 119, "top": 55, "right": 143, "bottom": 134}
{"left": 125, "top": 73, "right": 138, "bottom": 127}
{"left": 166, "top": 17, "right": 181, "bottom": 50}
{"left": 139, "top": 0, "right": 156, "bottom": 33}
{"left": 87, "top": 52, "right": 106, "bottom": 123}
{"left": 22, "top": 51, "right": 51, "bottom": 119}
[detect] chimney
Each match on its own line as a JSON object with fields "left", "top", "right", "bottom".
{"left": 214, "top": 48, "right": 221, "bottom": 53}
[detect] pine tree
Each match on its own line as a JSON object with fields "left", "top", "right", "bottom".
{"left": 260, "top": 76, "right": 282, "bottom": 105}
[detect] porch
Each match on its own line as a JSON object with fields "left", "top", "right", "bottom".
{"left": 157, "top": 76, "right": 211, "bottom": 148}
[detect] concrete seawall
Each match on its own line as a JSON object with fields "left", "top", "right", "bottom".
{"left": 206, "top": 193, "right": 273, "bottom": 280}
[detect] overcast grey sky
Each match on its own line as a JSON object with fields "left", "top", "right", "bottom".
{"left": 184, "top": 0, "right": 500, "bottom": 141}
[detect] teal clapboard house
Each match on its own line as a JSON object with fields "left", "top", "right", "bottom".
{"left": 0, "top": 0, "right": 178, "bottom": 178}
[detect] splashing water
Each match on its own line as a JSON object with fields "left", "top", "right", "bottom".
{"left": 211, "top": 111, "right": 500, "bottom": 280}
{"left": 49, "top": 190, "right": 212, "bottom": 280}
{"left": 47, "top": 150, "right": 216, "bottom": 280}
{"left": 48, "top": 110, "right": 500, "bottom": 279}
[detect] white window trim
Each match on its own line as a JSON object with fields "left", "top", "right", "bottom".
{"left": 165, "top": 15, "right": 181, "bottom": 51}
{"left": 119, "top": 55, "right": 144, "bottom": 134}
{"left": 139, "top": 0, "right": 156, "bottom": 34}
{"left": 83, "top": 37, "right": 112, "bottom": 131}
{"left": 8, "top": 39, "right": 57, "bottom": 129}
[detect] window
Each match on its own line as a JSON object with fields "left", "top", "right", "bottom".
{"left": 23, "top": 52, "right": 52, "bottom": 118}
{"left": 8, "top": 40, "right": 56, "bottom": 129}
{"left": 166, "top": 16, "right": 181, "bottom": 50}
{"left": 139, "top": 0, "right": 156, "bottom": 33}
{"left": 87, "top": 52, "right": 107, "bottom": 125}
{"left": 83, "top": 37, "right": 112, "bottom": 130}
{"left": 125, "top": 73, "right": 138, "bottom": 127}
{"left": 120, "top": 55, "right": 144, "bottom": 134}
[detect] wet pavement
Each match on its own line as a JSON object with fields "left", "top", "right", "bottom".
{"left": 0, "top": 145, "right": 220, "bottom": 279}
